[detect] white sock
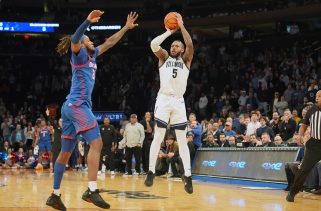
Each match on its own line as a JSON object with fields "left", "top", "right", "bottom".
{"left": 53, "top": 189, "right": 60, "bottom": 196}
{"left": 88, "top": 181, "right": 97, "bottom": 191}
{"left": 175, "top": 129, "right": 191, "bottom": 177}
{"left": 149, "top": 126, "right": 166, "bottom": 173}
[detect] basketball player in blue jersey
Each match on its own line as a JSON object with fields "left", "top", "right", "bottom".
{"left": 46, "top": 10, "right": 138, "bottom": 210}
{"left": 34, "top": 119, "right": 54, "bottom": 170}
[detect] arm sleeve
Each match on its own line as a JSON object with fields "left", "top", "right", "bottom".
{"left": 150, "top": 30, "right": 171, "bottom": 52}
{"left": 71, "top": 19, "right": 91, "bottom": 44}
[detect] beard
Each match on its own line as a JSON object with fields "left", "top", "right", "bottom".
{"left": 170, "top": 52, "right": 181, "bottom": 58}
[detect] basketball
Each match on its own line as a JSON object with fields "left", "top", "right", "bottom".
{"left": 164, "top": 12, "right": 179, "bottom": 30}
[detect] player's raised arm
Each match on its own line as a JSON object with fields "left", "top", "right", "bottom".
{"left": 97, "top": 12, "right": 139, "bottom": 56}
{"left": 71, "top": 10, "right": 104, "bottom": 53}
{"left": 150, "top": 28, "right": 176, "bottom": 66}
{"left": 176, "top": 13, "right": 194, "bottom": 69}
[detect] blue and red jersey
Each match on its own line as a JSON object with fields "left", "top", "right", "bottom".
{"left": 39, "top": 126, "right": 52, "bottom": 143}
{"left": 66, "top": 47, "right": 99, "bottom": 107}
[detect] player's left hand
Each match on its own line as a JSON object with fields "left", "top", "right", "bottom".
{"left": 176, "top": 12, "right": 184, "bottom": 28}
{"left": 125, "top": 11, "right": 139, "bottom": 29}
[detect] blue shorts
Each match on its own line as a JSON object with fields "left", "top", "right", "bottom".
{"left": 61, "top": 101, "right": 101, "bottom": 143}
{"left": 38, "top": 141, "right": 52, "bottom": 152}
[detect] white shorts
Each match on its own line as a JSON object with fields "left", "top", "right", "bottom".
{"left": 154, "top": 94, "right": 187, "bottom": 128}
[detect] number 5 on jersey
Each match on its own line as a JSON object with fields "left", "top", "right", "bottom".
{"left": 172, "top": 68, "right": 177, "bottom": 78}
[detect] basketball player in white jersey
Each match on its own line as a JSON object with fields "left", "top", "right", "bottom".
{"left": 144, "top": 13, "right": 194, "bottom": 194}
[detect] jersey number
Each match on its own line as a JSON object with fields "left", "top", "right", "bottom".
{"left": 172, "top": 69, "right": 177, "bottom": 78}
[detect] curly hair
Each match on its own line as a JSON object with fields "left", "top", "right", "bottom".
{"left": 56, "top": 35, "right": 71, "bottom": 56}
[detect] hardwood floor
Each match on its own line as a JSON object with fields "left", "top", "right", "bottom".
{"left": 0, "top": 169, "right": 320, "bottom": 211}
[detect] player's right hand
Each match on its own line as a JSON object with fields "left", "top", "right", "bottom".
{"left": 87, "top": 10, "right": 104, "bottom": 23}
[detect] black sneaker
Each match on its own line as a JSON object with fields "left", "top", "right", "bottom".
{"left": 144, "top": 171, "right": 155, "bottom": 187}
{"left": 286, "top": 192, "right": 295, "bottom": 202}
{"left": 46, "top": 193, "right": 66, "bottom": 211}
{"left": 82, "top": 188, "right": 110, "bottom": 209}
{"left": 182, "top": 176, "right": 193, "bottom": 194}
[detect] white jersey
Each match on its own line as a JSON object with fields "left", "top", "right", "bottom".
{"left": 158, "top": 56, "right": 189, "bottom": 97}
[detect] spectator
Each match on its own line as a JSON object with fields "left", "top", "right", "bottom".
{"left": 256, "top": 117, "right": 275, "bottom": 141}
{"left": 123, "top": 114, "right": 145, "bottom": 175}
{"left": 24, "top": 121, "right": 34, "bottom": 151}
{"left": 186, "top": 132, "right": 195, "bottom": 162}
{"left": 2, "top": 148, "right": 17, "bottom": 168}
{"left": 245, "top": 91, "right": 258, "bottom": 110}
{"left": 9, "top": 123, "right": 25, "bottom": 152}
{"left": 238, "top": 90, "right": 248, "bottom": 109}
{"left": 16, "top": 147, "right": 26, "bottom": 167}
{"left": 279, "top": 109, "right": 297, "bottom": 143}
{"left": 284, "top": 84, "right": 294, "bottom": 104}
{"left": 274, "top": 135, "right": 285, "bottom": 147}
{"left": 202, "top": 133, "right": 219, "bottom": 147}
{"left": 248, "top": 134, "right": 259, "bottom": 147}
{"left": 212, "top": 122, "right": 220, "bottom": 140}
{"left": 1, "top": 140, "right": 10, "bottom": 153}
{"left": 161, "top": 134, "right": 184, "bottom": 178}
{"left": 188, "top": 120, "right": 202, "bottom": 158}
{"left": 273, "top": 95, "right": 288, "bottom": 116}
{"left": 228, "top": 136, "right": 236, "bottom": 147}
{"left": 25, "top": 149, "right": 36, "bottom": 169}
{"left": 306, "top": 81, "right": 318, "bottom": 103}
{"left": 270, "top": 111, "right": 281, "bottom": 135}
{"left": 218, "top": 133, "right": 230, "bottom": 147}
{"left": 292, "top": 109, "right": 301, "bottom": 124}
{"left": 223, "top": 122, "right": 236, "bottom": 137}
{"left": 235, "top": 114, "right": 247, "bottom": 135}
{"left": 120, "top": 115, "right": 129, "bottom": 129}
{"left": 198, "top": 93, "right": 208, "bottom": 119}
{"left": 217, "top": 118, "right": 225, "bottom": 131}
{"left": 1, "top": 118, "right": 11, "bottom": 141}
{"left": 246, "top": 111, "right": 260, "bottom": 136}
{"left": 259, "top": 133, "right": 276, "bottom": 147}
{"left": 297, "top": 107, "right": 308, "bottom": 132}
{"left": 201, "top": 122, "right": 212, "bottom": 144}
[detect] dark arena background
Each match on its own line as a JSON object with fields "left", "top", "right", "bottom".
{"left": 1, "top": 0, "right": 321, "bottom": 210}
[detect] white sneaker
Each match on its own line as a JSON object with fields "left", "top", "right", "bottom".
{"left": 101, "top": 164, "right": 106, "bottom": 173}
{"left": 166, "top": 173, "right": 173, "bottom": 178}
{"left": 110, "top": 171, "right": 115, "bottom": 176}
{"left": 123, "top": 172, "right": 132, "bottom": 177}
{"left": 133, "top": 172, "right": 140, "bottom": 176}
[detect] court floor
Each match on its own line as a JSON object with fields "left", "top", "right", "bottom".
{"left": 0, "top": 169, "right": 320, "bottom": 211}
